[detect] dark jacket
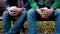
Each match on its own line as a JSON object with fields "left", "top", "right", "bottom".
{"left": 28, "top": 0, "right": 60, "bottom": 10}
{"left": 5, "top": 0, "right": 30, "bottom": 10}
{"left": 36, "top": 0, "right": 55, "bottom": 8}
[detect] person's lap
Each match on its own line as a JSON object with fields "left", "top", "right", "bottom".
{"left": 27, "top": 8, "right": 60, "bottom": 34}
{"left": 28, "top": 8, "right": 60, "bottom": 19}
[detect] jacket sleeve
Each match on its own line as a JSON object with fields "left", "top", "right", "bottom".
{"left": 28, "top": 0, "right": 39, "bottom": 10}
{"left": 51, "top": 0, "right": 60, "bottom": 9}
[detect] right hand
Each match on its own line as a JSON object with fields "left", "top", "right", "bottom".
{"left": 16, "top": 7, "right": 24, "bottom": 12}
{"left": 36, "top": 8, "right": 48, "bottom": 18}
{"left": 7, "top": 6, "right": 24, "bottom": 16}
{"left": 7, "top": 6, "right": 18, "bottom": 16}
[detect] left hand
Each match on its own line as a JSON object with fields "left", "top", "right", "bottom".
{"left": 14, "top": 7, "right": 24, "bottom": 16}
{"left": 46, "top": 8, "right": 54, "bottom": 17}
{"left": 42, "top": 8, "right": 54, "bottom": 18}
{"left": 9, "top": 6, "right": 24, "bottom": 16}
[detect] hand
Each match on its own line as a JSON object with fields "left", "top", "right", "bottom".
{"left": 36, "top": 8, "right": 43, "bottom": 15}
{"left": 16, "top": 7, "right": 24, "bottom": 12}
{"left": 45, "top": 8, "right": 54, "bottom": 17}
{"left": 36, "top": 8, "right": 48, "bottom": 18}
{"left": 41, "top": 8, "right": 54, "bottom": 18}
{"left": 7, "top": 6, "right": 24, "bottom": 16}
{"left": 14, "top": 7, "right": 24, "bottom": 16}
{"left": 40, "top": 7, "right": 49, "bottom": 18}
{"left": 7, "top": 6, "right": 18, "bottom": 16}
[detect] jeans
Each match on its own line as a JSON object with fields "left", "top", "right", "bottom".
{"left": 27, "top": 8, "right": 60, "bottom": 34}
{"left": 3, "top": 10, "right": 27, "bottom": 34}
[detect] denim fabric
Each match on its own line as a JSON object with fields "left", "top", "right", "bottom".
{"left": 2, "top": 10, "right": 27, "bottom": 34}
{"left": 27, "top": 8, "right": 60, "bottom": 34}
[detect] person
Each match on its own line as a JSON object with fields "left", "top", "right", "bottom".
{"left": 27, "top": 0, "right": 60, "bottom": 34}
{"left": 2, "top": 0, "right": 29, "bottom": 34}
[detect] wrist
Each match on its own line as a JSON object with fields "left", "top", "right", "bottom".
{"left": 51, "top": 8, "right": 54, "bottom": 12}
{"left": 36, "top": 8, "right": 39, "bottom": 11}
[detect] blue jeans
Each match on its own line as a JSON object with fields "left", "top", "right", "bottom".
{"left": 3, "top": 10, "right": 27, "bottom": 34}
{"left": 27, "top": 8, "right": 60, "bottom": 34}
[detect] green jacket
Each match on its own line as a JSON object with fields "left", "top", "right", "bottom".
{"left": 28, "top": 0, "right": 60, "bottom": 10}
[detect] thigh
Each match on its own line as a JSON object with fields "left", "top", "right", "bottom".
{"left": 54, "top": 9, "right": 60, "bottom": 17}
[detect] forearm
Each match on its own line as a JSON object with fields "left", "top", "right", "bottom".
{"left": 51, "top": 0, "right": 60, "bottom": 9}
{"left": 28, "top": 0, "right": 39, "bottom": 10}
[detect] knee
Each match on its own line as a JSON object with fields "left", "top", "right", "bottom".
{"left": 22, "top": 10, "right": 27, "bottom": 15}
{"left": 27, "top": 9, "right": 36, "bottom": 15}
{"left": 3, "top": 11, "right": 9, "bottom": 17}
{"left": 54, "top": 9, "right": 60, "bottom": 16}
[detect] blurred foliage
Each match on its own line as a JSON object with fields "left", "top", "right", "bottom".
{"left": 24, "top": 21, "right": 55, "bottom": 28}
{"left": 0, "top": 21, "right": 2, "bottom": 27}
{"left": 0, "top": 21, "right": 55, "bottom": 33}
{"left": 24, "top": 21, "right": 55, "bottom": 33}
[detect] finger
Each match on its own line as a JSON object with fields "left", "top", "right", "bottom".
{"left": 9, "top": 11, "right": 16, "bottom": 16}
{"left": 40, "top": 8, "right": 45, "bottom": 11}
{"left": 44, "top": 14, "right": 50, "bottom": 18}
{"left": 37, "top": 10, "right": 43, "bottom": 14}
{"left": 10, "top": 10, "right": 14, "bottom": 12}
{"left": 41, "top": 15, "right": 48, "bottom": 18}
{"left": 41, "top": 13, "right": 47, "bottom": 15}
{"left": 41, "top": 15, "right": 46, "bottom": 18}
{"left": 43, "top": 10, "right": 48, "bottom": 13}
{"left": 12, "top": 11, "right": 16, "bottom": 12}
